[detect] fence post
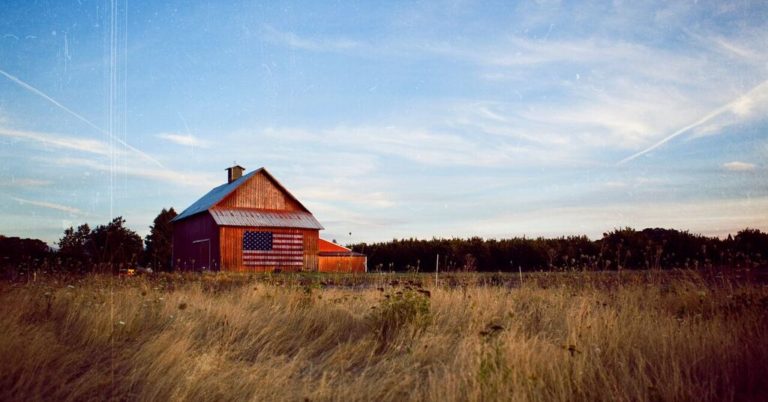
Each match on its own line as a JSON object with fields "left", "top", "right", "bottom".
{"left": 435, "top": 253, "right": 439, "bottom": 286}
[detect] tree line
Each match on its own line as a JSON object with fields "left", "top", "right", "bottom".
{"left": 350, "top": 227, "right": 768, "bottom": 272}
{"left": 0, "top": 208, "right": 177, "bottom": 275}
{"left": 2, "top": 215, "right": 767, "bottom": 275}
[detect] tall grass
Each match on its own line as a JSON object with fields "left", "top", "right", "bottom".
{"left": 0, "top": 271, "right": 766, "bottom": 401}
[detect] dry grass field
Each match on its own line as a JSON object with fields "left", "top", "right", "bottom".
{"left": 1, "top": 270, "right": 766, "bottom": 402}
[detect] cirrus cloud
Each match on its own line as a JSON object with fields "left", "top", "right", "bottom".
{"left": 722, "top": 161, "right": 756, "bottom": 171}
{"left": 157, "top": 133, "right": 209, "bottom": 148}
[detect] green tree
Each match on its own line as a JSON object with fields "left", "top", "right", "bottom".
{"left": 58, "top": 223, "right": 92, "bottom": 269}
{"left": 734, "top": 229, "right": 768, "bottom": 253}
{"left": 144, "top": 207, "right": 177, "bottom": 271}
{"left": 0, "top": 235, "right": 51, "bottom": 275}
{"left": 89, "top": 217, "right": 143, "bottom": 272}
{"left": 734, "top": 228, "right": 768, "bottom": 265}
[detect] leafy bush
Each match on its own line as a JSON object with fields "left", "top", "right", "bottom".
{"left": 369, "top": 287, "right": 431, "bottom": 351}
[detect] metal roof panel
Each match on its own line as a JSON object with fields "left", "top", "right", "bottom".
{"left": 209, "top": 208, "right": 324, "bottom": 230}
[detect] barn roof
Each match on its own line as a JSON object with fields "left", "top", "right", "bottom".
{"left": 209, "top": 208, "right": 323, "bottom": 230}
{"left": 318, "top": 238, "right": 352, "bottom": 252}
{"left": 317, "top": 238, "right": 364, "bottom": 256}
{"left": 172, "top": 168, "right": 313, "bottom": 223}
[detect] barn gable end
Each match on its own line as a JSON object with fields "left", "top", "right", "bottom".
{"left": 216, "top": 170, "right": 306, "bottom": 211}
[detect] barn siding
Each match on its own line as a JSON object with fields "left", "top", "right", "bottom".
{"left": 218, "top": 171, "right": 304, "bottom": 211}
{"left": 318, "top": 255, "right": 367, "bottom": 273}
{"left": 219, "top": 226, "right": 319, "bottom": 272}
{"left": 172, "top": 213, "right": 220, "bottom": 271}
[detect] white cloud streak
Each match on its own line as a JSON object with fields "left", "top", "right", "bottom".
{"left": 261, "top": 25, "right": 363, "bottom": 52}
{"left": 0, "top": 68, "right": 164, "bottom": 167}
{"left": 261, "top": 25, "right": 768, "bottom": 165}
{"left": 157, "top": 133, "right": 209, "bottom": 148}
{"left": 1, "top": 128, "right": 219, "bottom": 188}
{"left": 261, "top": 126, "right": 530, "bottom": 167}
{"left": 0, "top": 178, "right": 51, "bottom": 187}
{"left": 722, "top": 161, "right": 756, "bottom": 171}
{"left": 618, "top": 80, "right": 768, "bottom": 164}
{"left": 0, "top": 127, "right": 113, "bottom": 156}
{"left": 10, "top": 196, "right": 84, "bottom": 215}
{"left": 52, "top": 157, "right": 219, "bottom": 189}
{"left": 296, "top": 186, "right": 396, "bottom": 208}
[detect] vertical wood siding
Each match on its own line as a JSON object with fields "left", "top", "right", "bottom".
{"left": 217, "top": 171, "right": 304, "bottom": 211}
{"left": 219, "top": 226, "right": 319, "bottom": 272}
{"left": 172, "top": 213, "right": 220, "bottom": 271}
{"left": 318, "top": 255, "right": 367, "bottom": 273}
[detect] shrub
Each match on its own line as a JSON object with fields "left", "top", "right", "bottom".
{"left": 369, "top": 287, "right": 431, "bottom": 351}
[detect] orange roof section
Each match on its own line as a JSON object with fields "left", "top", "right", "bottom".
{"left": 318, "top": 238, "right": 352, "bottom": 253}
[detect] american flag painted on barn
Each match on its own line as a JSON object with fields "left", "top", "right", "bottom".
{"left": 243, "top": 231, "right": 303, "bottom": 266}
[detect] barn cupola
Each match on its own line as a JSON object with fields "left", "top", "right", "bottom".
{"left": 226, "top": 164, "right": 245, "bottom": 183}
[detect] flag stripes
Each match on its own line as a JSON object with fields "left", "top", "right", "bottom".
{"left": 243, "top": 231, "right": 304, "bottom": 267}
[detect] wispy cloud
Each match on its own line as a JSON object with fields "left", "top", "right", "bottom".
{"left": 0, "top": 127, "right": 113, "bottom": 156}
{"left": 261, "top": 125, "right": 537, "bottom": 167}
{"left": 0, "top": 68, "right": 164, "bottom": 167}
{"left": 424, "top": 37, "right": 660, "bottom": 70}
{"left": 461, "top": 34, "right": 768, "bottom": 162}
{"left": 1, "top": 128, "right": 219, "bottom": 188}
{"left": 685, "top": 28, "right": 768, "bottom": 64}
{"left": 619, "top": 80, "right": 768, "bottom": 164}
{"left": 10, "top": 196, "right": 83, "bottom": 215}
{"left": 722, "top": 161, "right": 756, "bottom": 171}
{"left": 158, "top": 132, "right": 209, "bottom": 148}
{"left": 258, "top": 14, "right": 767, "bottom": 167}
{"left": 261, "top": 25, "right": 363, "bottom": 52}
{"left": 52, "top": 157, "right": 219, "bottom": 189}
{"left": 600, "top": 177, "right": 668, "bottom": 190}
{"left": 690, "top": 80, "right": 768, "bottom": 138}
{"left": 0, "top": 178, "right": 51, "bottom": 187}
{"left": 466, "top": 196, "right": 768, "bottom": 239}
{"left": 296, "top": 186, "right": 396, "bottom": 208}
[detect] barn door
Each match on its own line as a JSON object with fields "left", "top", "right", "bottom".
{"left": 192, "top": 239, "right": 211, "bottom": 270}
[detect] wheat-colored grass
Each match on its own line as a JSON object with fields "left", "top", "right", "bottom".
{"left": 0, "top": 271, "right": 766, "bottom": 401}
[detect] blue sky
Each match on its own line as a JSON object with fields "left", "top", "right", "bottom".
{"left": 1, "top": 0, "right": 766, "bottom": 246}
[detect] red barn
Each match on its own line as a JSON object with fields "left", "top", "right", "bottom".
{"left": 172, "top": 166, "right": 327, "bottom": 272}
